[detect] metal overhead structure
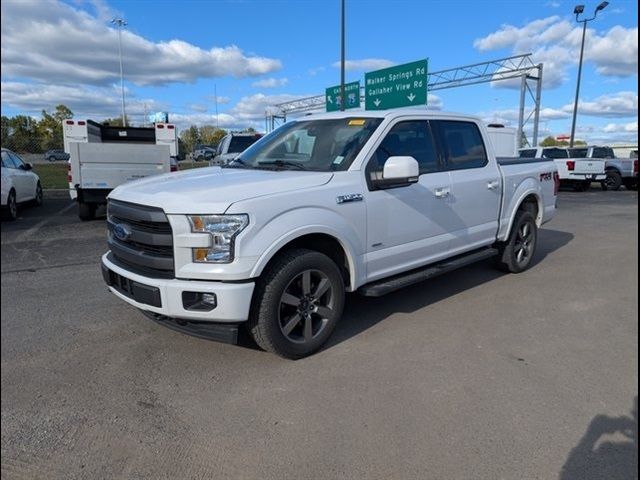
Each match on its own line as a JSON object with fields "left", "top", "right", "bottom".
{"left": 265, "top": 53, "right": 543, "bottom": 147}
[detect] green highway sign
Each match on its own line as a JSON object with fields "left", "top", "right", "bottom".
{"left": 365, "top": 59, "right": 428, "bottom": 110}
{"left": 326, "top": 81, "right": 361, "bottom": 112}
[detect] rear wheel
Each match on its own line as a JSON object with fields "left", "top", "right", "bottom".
{"left": 603, "top": 170, "right": 622, "bottom": 191}
{"left": 496, "top": 211, "right": 538, "bottom": 273}
{"left": 78, "top": 202, "right": 96, "bottom": 221}
{"left": 248, "top": 248, "right": 345, "bottom": 359}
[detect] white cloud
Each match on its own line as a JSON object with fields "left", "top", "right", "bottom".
{"left": 308, "top": 66, "right": 326, "bottom": 76}
{"left": 427, "top": 94, "right": 443, "bottom": 110}
{"left": 562, "top": 91, "right": 638, "bottom": 118}
{"left": 332, "top": 59, "right": 395, "bottom": 71}
{"left": 251, "top": 78, "right": 289, "bottom": 88}
{"left": 0, "top": 0, "right": 281, "bottom": 87}
{"left": 478, "top": 106, "right": 569, "bottom": 125}
{"left": 0, "top": 81, "right": 163, "bottom": 118}
{"left": 602, "top": 121, "right": 638, "bottom": 133}
{"left": 474, "top": 17, "right": 638, "bottom": 88}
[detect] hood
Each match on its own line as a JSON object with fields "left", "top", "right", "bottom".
{"left": 109, "top": 166, "right": 333, "bottom": 214}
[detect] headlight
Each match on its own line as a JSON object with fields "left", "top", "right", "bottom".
{"left": 188, "top": 214, "right": 248, "bottom": 263}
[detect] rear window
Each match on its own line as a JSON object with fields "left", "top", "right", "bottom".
{"left": 542, "top": 148, "right": 569, "bottom": 159}
{"left": 519, "top": 149, "right": 537, "bottom": 158}
{"left": 591, "top": 147, "right": 614, "bottom": 158}
{"left": 228, "top": 135, "right": 261, "bottom": 153}
{"left": 568, "top": 148, "right": 588, "bottom": 158}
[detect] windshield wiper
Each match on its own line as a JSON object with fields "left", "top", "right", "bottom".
{"left": 257, "top": 160, "right": 307, "bottom": 170}
{"left": 224, "top": 157, "right": 252, "bottom": 169}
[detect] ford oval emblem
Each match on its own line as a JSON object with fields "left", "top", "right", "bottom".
{"left": 113, "top": 223, "right": 132, "bottom": 241}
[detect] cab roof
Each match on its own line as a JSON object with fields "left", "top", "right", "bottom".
{"left": 293, "top": 108, "right": 483, "bottom": 123}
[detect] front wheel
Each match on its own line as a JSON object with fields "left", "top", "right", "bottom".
{"left": 496, "top": 211, "right": 538, "bottom": 273}
{"left": 248, "top": 248, "right": 345, "bottom": 359}
{"left": 4, "top": 190, "right": 17, "bottom": 221}
{"left": 32, "top": 182, "right": 43, "bottom": 206}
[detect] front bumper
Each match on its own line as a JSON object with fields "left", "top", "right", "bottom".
{"left": 101, "top": 253, "right": 254, "bottom": 322}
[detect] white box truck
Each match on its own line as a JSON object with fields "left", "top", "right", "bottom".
{"left": 63, "top": 120, "right": 179, "bottom": 220}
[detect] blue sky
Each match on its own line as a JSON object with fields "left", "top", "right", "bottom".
{"left": 1, "top": 0, "right": 637, "bottom": 144}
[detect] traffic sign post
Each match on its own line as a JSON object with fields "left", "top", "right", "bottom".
{"left": 364, "top": 59, "right": 428, "bottom": 110}
{"left": 326, "top": 81, "right": 360, "bottom": 112}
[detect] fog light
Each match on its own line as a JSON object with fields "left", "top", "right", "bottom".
{"left": 182, "top": 291, "right": 217, "bottom": 311}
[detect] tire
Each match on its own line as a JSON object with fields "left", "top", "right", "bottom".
{"left": 604, "top": 170, "right": 622, "bottom": 191}
{"left": 623, "top": 178, "right": 638, "bottom": 191}
{"left": 196, "top": 155, "right": 204, "bottom": 162}
{"left": 31, "top": 182, "right": 43, "bottom": 206}
{"left": 78, "top": 202, "right": 96, "bottom": 221}
{"left": 4, "top": 190, "right": 18, "bottom": 221}
{"left": 496, "top": 211, "right": 538, "bottom": 273}
{"left": 247, "top": 248, "right": 345, "bottom": 359}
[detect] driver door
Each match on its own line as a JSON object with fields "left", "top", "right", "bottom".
{"left": 363, "top": 119, "right": 458, "bottom": 282}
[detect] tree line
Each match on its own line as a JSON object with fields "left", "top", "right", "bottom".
{"left": 0, "top": 104, "right": 248, "bottom": 158}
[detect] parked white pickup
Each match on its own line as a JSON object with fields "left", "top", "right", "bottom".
{"left": 102, "top": 110, "right": 559, "bottom": 358}
{"left": 519, "top": 146, "right": 605, "bottom": 191}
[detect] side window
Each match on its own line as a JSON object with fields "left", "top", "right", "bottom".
{"left": 367, "top": 121, "right": 439, "bottom": 178}
{"left": 435, "top": 121, "right": 488, "bottom": 170}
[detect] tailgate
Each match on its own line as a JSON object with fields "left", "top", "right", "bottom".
{"left": 574, "top": 159, "right": 605, "bottom": 175}
{"left": 74, "top": 143, "right": 170, "bottom": 189}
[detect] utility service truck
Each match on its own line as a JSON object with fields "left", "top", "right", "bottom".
{"left": 63, "top": 120, "right": 179, "bottom": 220}
{"left": 101, "top": 110, "right": 558, "bottom": 359}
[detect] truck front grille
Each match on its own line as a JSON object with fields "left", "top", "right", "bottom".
{"left": 107, "top": 199, "right": 174, "bottom": 278}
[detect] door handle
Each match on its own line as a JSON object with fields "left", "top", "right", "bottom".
{"left": 487, "top": 180, "right": 500, "bottom": 190}
{"left": 434, "top": 187, "right": 450, "bottom": 198}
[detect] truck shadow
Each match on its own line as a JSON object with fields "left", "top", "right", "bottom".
{"left": 325, "top": 228, "right": 574, "bottom": 350}
{"left": 559, "top": 397, "right": 637, "bottom": 480}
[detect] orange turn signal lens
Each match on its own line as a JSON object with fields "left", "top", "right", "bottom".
{"left": 194, "top": 248, "right": 208, "bottom": 262}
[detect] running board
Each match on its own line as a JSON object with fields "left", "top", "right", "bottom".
{"left": 359, "top": 247, "right": 499, "bottom": 297}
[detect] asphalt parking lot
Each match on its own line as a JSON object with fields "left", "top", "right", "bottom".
{"left": 1, "top": 190, "right": 637, "bottom": 480}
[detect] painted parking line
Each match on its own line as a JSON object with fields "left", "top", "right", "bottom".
{"left": 13, "top": 201, "right": 76, "bottom": 243}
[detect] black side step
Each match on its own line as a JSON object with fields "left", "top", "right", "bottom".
{"left": 359, "top": 247, "right": 499, "bottom": 297}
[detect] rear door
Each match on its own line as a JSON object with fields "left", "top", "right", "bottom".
{"left": 6, "top": 152, "right": 36, "bottom": 202}
{"left": 433, "top": 120, "right": 502, "bottom": 252}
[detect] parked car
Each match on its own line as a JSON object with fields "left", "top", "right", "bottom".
{"left": 519, "top": 146, "right": 605, "bottom": 191}
{"left": 101, "top": 110, "right": 558, "bottom": 358}
{"left": 568, "top": 145, "right": 638, "bottom": 191}
{"left": 193, "top": 145, "right": 217, "bottom": 162}
{"left": 1, "top": 148, "right": 43, "bottom": 220}
{"left": 45, "top": 149, "right": 70, "bottom": 162}
{"left": 210, "top": 133, "right": 263, "bottom": 165}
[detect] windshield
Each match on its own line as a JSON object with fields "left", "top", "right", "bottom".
{"left": 233, "top": 118, "right": 383, "bottom": 171}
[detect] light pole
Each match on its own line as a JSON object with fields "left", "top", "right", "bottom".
{"left": 111, "top": 17, "right": 128, "bottom": 127}
{"left": 569, "top": 1, "right": 608, "bottom": 147}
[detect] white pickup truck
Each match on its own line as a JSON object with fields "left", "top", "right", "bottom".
{"left": 101, "top": 110, "right": 558, "bottom": 358}
{"left": 519, "top": 146, "right": 605, "bottom": 191}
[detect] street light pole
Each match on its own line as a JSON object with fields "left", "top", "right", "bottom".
{"left": 569, "top": 2, "right": 608, "bottom": 147}
{"left": 111, "top": 18, "right": 128, "bottom": 127}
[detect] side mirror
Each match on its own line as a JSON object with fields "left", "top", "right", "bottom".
{"left": 21, "top": 163, "right": 33, "bottom": 171}
{"left": 372, "top": 156, "right": 419, "bottom": 189}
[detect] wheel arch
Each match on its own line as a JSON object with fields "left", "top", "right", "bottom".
{"left": 499, "top": 183, "right": 543, "bottom": 243}
{"left": 250, "top": 229, "right": 359, "bottom": 291}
